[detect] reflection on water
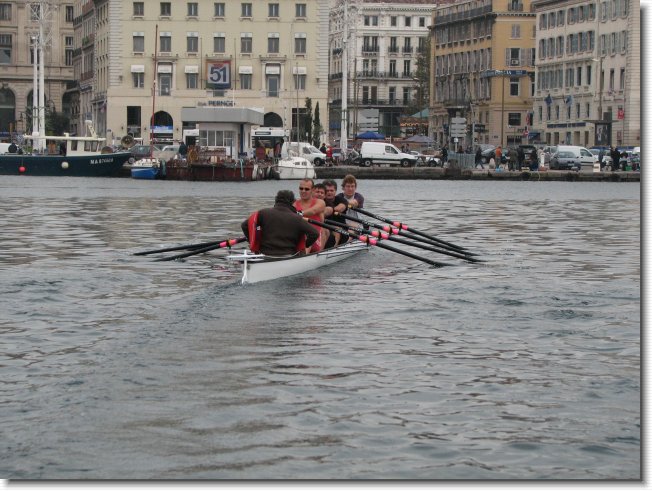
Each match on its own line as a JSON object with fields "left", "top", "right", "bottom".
{"left": 0, "top": 178, "right": 640, "bottom": 479}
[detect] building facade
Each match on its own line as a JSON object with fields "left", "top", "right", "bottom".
{"left": 0, "top": 1, "right": 75, "bottom": 136}
{"left": 430, "top": 0, "right": 537, "bottom": 150}
{"left": 531, "top": 0, "right": 639, "bottom": 147}
{"left": 89, "top": 0, "right": 330, "bottom": 146}
{"left": 329, "top": 0, "right": 436, "bottom": 141}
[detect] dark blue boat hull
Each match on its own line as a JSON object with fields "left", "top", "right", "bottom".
{"left": 0, "top": 152, "right": 131, "bottom": 177}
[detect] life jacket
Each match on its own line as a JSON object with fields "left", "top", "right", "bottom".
{"left": 247, "top": 211, "right": 262, "bottom": 253}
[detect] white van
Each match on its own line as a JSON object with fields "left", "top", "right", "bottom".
{"left": 281, "top": 142, "right": 326, "bottom": 166}
{"left": 555, "top": 145, "right": 597, "bottom": 171}
{"left": 358, "top": 142, "right": 417, "bottom": 167}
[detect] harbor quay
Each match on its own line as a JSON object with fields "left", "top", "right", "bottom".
{"left": 314, "top": 165, "right": 641, "bottom": 182}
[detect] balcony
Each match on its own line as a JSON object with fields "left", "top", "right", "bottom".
{"left": 434, "top": 4, "right": 493, "bottom": 26}
{"left": 388, "top": 46, "right": 399, "bottom": 54}
{"left": 402, "top": 46, "right": 413, "bottom": 54}
{"left": 361, "top": 46, "right": 379, "bottom": 55}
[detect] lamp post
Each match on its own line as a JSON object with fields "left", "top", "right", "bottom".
{"left": 500, "top": 74, "right": 506, "bottom": 148}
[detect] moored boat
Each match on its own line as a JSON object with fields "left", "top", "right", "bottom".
{"left": 226, "top": 240, "right": 368, "bottom": 284}
{"left": 272, "top": 154, "right": 316, "bottom": 180}
{"left": 0, "top": 122, "right": 131, "bottom": 177}
{"left": 130, "top": 157, "right": 163, "bottom": 180}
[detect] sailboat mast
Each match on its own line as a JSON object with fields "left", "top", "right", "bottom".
{"left": 150, "top": 24, "right": 158, "bottom": 154}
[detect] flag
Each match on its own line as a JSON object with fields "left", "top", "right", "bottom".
{"left": 544, "top": 94, "right": 552, "bottom": 106}
{"left": 565, "top": 95, "right": 573, "bottom": 106}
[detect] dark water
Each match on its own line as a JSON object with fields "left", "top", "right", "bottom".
{"left": 0, "top": 177, "right": 640, "bottom": 479}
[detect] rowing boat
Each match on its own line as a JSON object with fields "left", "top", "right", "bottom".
{"left": 226, "top": 240, "right": 369, "bottom": 284}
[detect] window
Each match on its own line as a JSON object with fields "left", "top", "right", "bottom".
{"left": 213, "top": 34, "right": 225, "bottom": 53}
{"left": 186, "top": 72, "right": 198, "bottom": 89}
{"left": 158, "top": 72, "right": 171, "bottom": 95}
{"left": 214, "top": 2, "right": 225, "bottom": 16}
{"left": 620, "top": 67, "right": 625, "bottom": 90}
{"left": 160, "top": 33, "right": 171, "bottom": 52}
{"left": 241, "top": 33, "right": 252, "bottom": 53}
{"left": 199, "top": 130, "right": 234, "bottom": 148}
{"left": 390, "top": 16, "right": 397, "bottom": 27}
{"left": 295, "top": 3, "right": 306, "bottom": 17}
{"left": 294, "top": 34, "right": 306, "bottom": 54}
{"left": 402, "top": 86, "right": 410, "bottom": 104}
{"left": 160, "top": 2, "right": 171, "bottom": 16}
{"left": 269, "top": 3, "right": 279, "bottom": 17}
{"left": 266, "top": 73, "right": 279, "bottom": 97}
{"left": 187, "top": 33, "right": 198, "bottom": 53}
{"left": 0, "top": 3, "right": 11, "bottom": 21}
{"left": 132, "top": 72, "right": 144, "bottom": 88}
{"left": 268, "top": 33, "right": 279, "bottom": 53}
{"left": 30, "top": 5, "right": 39, "bottom": 21}
{"left": 405, "top": 16, "right": 411, "bottom": 27}
{"left": 419, "top": 17, "right": 426, "bottom": 27}
{"left": 587, "top": 64, "right": 592, "bottom": 85}
{"left": 403, "top": 59, "right": 411, "bottom": 76}
{"left": 133, "top": 33, "right": 144, "bottom": 52}
{"left": 510, "top": 77, "right": 519, "bottom": 96}
{"left": 511, "top": 25, "right": 520, "bottom": 38}
{"left": 508, "top": 113, "right": 521, "bottom": 126}
{"left": 389, "top": 86, "right": 396, "bottom": 103}
{"left": 577, "top": 66, "right": 582, "bottom": 85}
{"left": 133, "top": 2, "right": 144, "bottom": 16}
{"left": 389, "top": 59, "right": 397, "bottom": 76}
{"left": 364, "top": 16, "right": 378, "bottom": 26}
{"left": 240, "top": 73, "right": 252, "bottom": 89}
{"left": 187, "top": 2, "right": 198, "bottom": 16}
{"left": 65, "top": 36, "right": 73, "bottom": 66}
{"left": 294, "top": 73, "right": 306, "bottom": 90}
{"left": 241, "top": 3, "right": 252, "bottom": 17}
{"left": 66, "top": 5, "right": 74, "bottom": 22}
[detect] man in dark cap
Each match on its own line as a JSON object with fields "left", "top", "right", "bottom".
{"left": 241, "top": 190, "right": 319, "bottom": 256}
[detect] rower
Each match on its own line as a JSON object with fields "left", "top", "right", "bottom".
{"left": 322, "top": 179, "right": 348, "bottom": 248}
{"left": 336, "top": 174, "right": 365, "bottom": 232}
{"left": 293, "top": 178, "right": 326, "bottom": 253}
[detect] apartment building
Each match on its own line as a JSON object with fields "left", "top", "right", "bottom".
{"left": 429, "top": 0, "right": 536, "bottom": 149}
{"left": 0, "top": 1, "right": 74, "bottom": 135}
{"left": 329, "top": 0, "right": 437, "bottom": 140}
{"left": 531, "top": 0, "right": 639, "bottom": 147}
{"left": 73, "top": 0, "right": 328, "bottom": 146}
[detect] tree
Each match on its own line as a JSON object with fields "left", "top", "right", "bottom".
{"left": 312, "top": 102, "right": 323, "bottom": 146}
{"left": 406, "top": 36, "right": 431, "bottom": 116}
{"left": 303, "top": 97, "right": 313, "bottom": 142}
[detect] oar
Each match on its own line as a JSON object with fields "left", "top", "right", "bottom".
{"left": 308, "top": 218, "right": 448, "bottom": 267}
{"left": 325, "top": 219, "right": 482, "bottom": 263}
{"left": 351, "top": 207, "right": 471, "bottom": 254}
{"left": 153, "top": 236, "right": 247, "bottom": 262}
{"left": 334, "top": 212, "right": 477, "bottom": 257}
{"left": 134, "top": 239, "right": 232, "bottom": 256}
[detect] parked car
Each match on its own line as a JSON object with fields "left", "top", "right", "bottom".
{"left": 549, "top": 150, "right": 581, "bottom": 170}
{"left": 358, "top": 142, "right": 417, "bottom": 167}
{"left": 128, "top": 144, "right": 162, "bottom": 163}
{"left": 518, "top": 144, "right": 537, "bottom": 160}
{"left": 409, "top": 150, "right": 427, "bottom": 164}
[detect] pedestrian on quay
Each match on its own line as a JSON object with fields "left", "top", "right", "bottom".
{"left": 241, "top": 190, "right": 319, "bottom": 257}
{"left": 475, "top": 147, "right": 483, "bottom": 169}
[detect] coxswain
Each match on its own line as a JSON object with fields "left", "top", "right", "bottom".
{"left": 240, "top": 190, "right": 318, "bottom": 257}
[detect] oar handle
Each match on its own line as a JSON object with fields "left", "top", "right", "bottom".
{"left": 134, "top": 238, "right": 226, "bottom": 256}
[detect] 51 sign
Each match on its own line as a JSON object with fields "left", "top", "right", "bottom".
{"left": 206, "top": 60, "right": 231, "bottom": 90}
